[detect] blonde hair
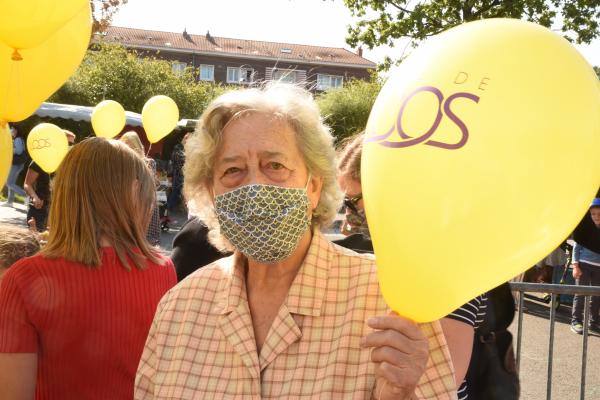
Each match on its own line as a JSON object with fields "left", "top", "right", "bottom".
{"left": 0, "top": 225, "right": 40, "bottom": 269}
{"left": 337, "top": 131, "right": 364, "bottom": 181}
{"left": 119, "top": 131, "right": 145, "bottom": 157}
{"left": 41, "top": 137, "right": 162, "bottom": 269}
{"left": 184, "top": 83, "right": 342, "bottom": 248}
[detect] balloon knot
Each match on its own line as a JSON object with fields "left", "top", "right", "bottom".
{"left": 0, "top": 119, "right": 7, "bottom": 128}
{"left": 11, "top": 49, "right": 23, "bottom": 61}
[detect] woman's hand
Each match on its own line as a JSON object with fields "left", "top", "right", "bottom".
{"left": 362, "top": 311, "right": 429, "bottom": 400}
{"left": 572, "top": 263, "right": 582, "bottom": 280}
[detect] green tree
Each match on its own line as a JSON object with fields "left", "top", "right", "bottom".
{"left": 594, "top": 65, "right": 600, "bottom": 78}
{"left": 316, "top": 75, "right": 382, "bottom": 143}
{"left": 91, "top": 0, "right": 128, "bottom": 33}
{"left": 51, "top": 43, "right": 227, "bottom": 120}
{"left": 344, "top": 0, "right": 600, "bottom": 68}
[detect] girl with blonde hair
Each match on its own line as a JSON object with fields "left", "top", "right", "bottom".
{"left": 0, "top": 137, "right": 176, "bottom": 400}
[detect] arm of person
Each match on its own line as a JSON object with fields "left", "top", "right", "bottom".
{"left": 0, "top": 353, "right": 37, "bottom": 400}
{"left": 23, "top": 168, "right": 42, "bottom": 209}
{"left": 0, "top": 269, "right": 39, "bottom": 399}
{"left": 572, "top": 243, "right": 581, "bottom": 279}
{"left": 440, "top": 318, "right": 473, "bottom": 386}
{"left": 362, "top": 312, "right": 430, "bottom": 400}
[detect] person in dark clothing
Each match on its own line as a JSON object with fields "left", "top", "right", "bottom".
{"left": 333, "top": 233, "right": 373, "bottom": 254}
{"left": 170, "top": 216, "right": 229, "bottom": 281}
{"left": 23, "top": 161, "right": 52, "bottom": 232}
{"left": 22, "top": 130, "right": 75, "bottom": 232}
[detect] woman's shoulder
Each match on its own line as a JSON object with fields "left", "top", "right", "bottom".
{"left": 328, "top": 239, "right": 376, "bottom": 272}
{"left": 2, "top": 253, "right": 61, "bottom": 288}
{"left": 158, "top": 255, "right": 234, "bottom": 307}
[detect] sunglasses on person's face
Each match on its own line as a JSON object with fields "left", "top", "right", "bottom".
{"left": 343, "top": 193, "right": 363, "bottom": 213}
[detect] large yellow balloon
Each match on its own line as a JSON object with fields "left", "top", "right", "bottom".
{"left": 362, "top": 19, "right": 600, "bottom": 322}
{"left": 0, "top": 0, "right": 87, "bottom": 50}
{"left": 0, "top": 123, "right": 12, "bottom": 188}
{"left": 0, "top": 5, "right": 91, "bottom": 122}
{"left": 27, "top": 123, "right": 69, "bottom": 173}
{"left": 92, "top": 100, "right": 126, "bottom": 139}
{"left": 142, "top": 96, "right": 179, "bottom": 143}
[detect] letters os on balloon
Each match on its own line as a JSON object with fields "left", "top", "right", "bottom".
{"left": 366, "top": 84, "right": 481, "bottom": 150}
{"left": 30, "top": 138, "right": 52, "bottom": 150}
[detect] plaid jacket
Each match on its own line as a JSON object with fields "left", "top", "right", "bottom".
{"left": 135, "top": 230, "right": 457, "bottom": 399}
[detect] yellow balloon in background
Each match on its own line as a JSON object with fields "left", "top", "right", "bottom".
{"left": 27, "top": 123, "right": 69, "bottom": 173}
{"left": 92, "top": 100, "right": 126, "bottom": 139}
{"left": 0, "top": 0, "right": 87, "bottom": 50}
{"left": 0, "top": 123, "right": 12, "bottom": 188}
{"left": 142, "top": 96, "right": 179, "bottom": 143}
{"left": 362, "top": 19, "right": 600, "bottom": 322}
{"left": 0, "top": 5, "right": 91, "bottom": 122}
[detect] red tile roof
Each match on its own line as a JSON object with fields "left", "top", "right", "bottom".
{"left": 99, "top": 26, "right": 376, "bottom": 68}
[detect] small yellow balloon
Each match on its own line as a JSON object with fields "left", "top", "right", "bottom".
{"left": 91, "top": 100, "right": 126, "bottom": 139}
{"left": 0, "top": 0, "right": 88, "bottom": 50}
{"left": 27, "top": 123, "right": 69, "bottom": 173}
{"left": 142, "top": 96, "right": 179, "bottom": 143}
{"left": 0, "top": 123, "right": 12, "bottom": 188}
{"left": 0, "top": 5, "right": 91, "bottom": 122}
{"left": 362, "top": 19, "right": 600, "bottom": 322}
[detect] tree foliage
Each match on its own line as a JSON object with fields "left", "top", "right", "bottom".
{"left": 91, "top": 0, "right": 128, "bottom": 33}
{"left": 344, "top": 0, "right": 600, "bottom": 67}
{"left": 316, "top": 75, "right": 382, "bottom": 143}
{"left": 51, "top": 43, "right": 228, "bottom": 120}
{"left": 594, "top": 65, "right": 600, "bottom": 78}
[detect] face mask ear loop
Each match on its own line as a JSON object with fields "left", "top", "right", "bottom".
{"left": 305, "top": 173, "right": 312, "bottom": 191}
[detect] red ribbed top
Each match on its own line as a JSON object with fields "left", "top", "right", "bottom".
{"left": 0, "top": 248, "right": 177, "bottom": 399}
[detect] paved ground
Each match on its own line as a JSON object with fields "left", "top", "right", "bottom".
{"left": 1, "top": 202, "right": 599, "bottom": 398}
{"left": 510, "top": 297, "right": 600, "bottom": 399}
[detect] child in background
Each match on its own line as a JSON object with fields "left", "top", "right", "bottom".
{"left": 0, "top": 225, "right": 40, "bottom": 282}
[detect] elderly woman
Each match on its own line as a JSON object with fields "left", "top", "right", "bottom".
{"left": 135, "top": 84, "right": 457, "bottom": 399}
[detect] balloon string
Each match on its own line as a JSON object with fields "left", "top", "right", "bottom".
{"left": 146, "top": 143, "right": 152, "bottom": 157}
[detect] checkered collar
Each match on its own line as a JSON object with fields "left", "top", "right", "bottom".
{"left": 218, "top": 228, "right": 333, "bottom": 317}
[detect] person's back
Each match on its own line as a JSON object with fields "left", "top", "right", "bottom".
{"left": 0, "top": 137, "right": 177, "bottom": 399}
{"left": 1, "top": 250, "right": 175, "bottom": 399}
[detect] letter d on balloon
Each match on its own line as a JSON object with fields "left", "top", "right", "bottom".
{"left": 454, "top": 72, "right": 469, "bottom": 84}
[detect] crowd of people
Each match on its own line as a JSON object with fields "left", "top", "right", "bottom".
{"left": 0, "top": 82, "right": 597, "bottom": 399}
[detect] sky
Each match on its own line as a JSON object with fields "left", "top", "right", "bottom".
{"left": 111, "top": 0, "right": 600, "bottom": 68}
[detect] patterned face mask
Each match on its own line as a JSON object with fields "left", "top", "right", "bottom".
{"left": 215, "top": 178, "right": 311, "bottom": 264}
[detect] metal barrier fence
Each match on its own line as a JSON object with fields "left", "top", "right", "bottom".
{"left": 509, "top": 282, "right": 600, "bottom": 400}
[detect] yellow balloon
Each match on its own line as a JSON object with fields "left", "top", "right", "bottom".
{"left": 0, "top": 123, "right": 12, "bottom": 188}
{"left": 362, "top": 19, "right": 600, "bottom": 322}
{"left": 0, "top": 5, "right": 91, "bottom": 122}
{"left": 27, "top": 123, "right": 69, "bottom": 173}
{"left": 0, "top": 0, "right": 88, "bottom": 50}
{"left": 142, "top": 96, "right": 179, "bottom": 143}
{"left": 92, "top": 100, "right": 126, "bottom": 139}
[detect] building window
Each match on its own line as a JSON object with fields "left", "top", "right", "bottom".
{"left": 172, "top": 62, "right": 187, "bottom": 75}
{"left": 272, "top": 69, "right": 297, "bottom": 84}
{"left": 227, "top": 67, "right": 254, "bottom": 84}
{"left": 199, "top": 64, "right": 214, "bottom": 81}
{"left": 317, "top": 74, "right": 344, "bottom": 90}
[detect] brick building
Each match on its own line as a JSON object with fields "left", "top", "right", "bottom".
{"left": 98, "top": 26, "right": 376, "bottom": 91}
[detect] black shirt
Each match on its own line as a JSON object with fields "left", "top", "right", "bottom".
{"left": 170, "top": 217, "right": 230, "bottom": 281}
{"left": 29, "top": 161, "right": 51, "bottom": 203}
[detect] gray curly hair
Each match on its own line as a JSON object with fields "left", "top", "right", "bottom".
{"left": 184, "top": 83, "right": 342, "bottom": 250}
